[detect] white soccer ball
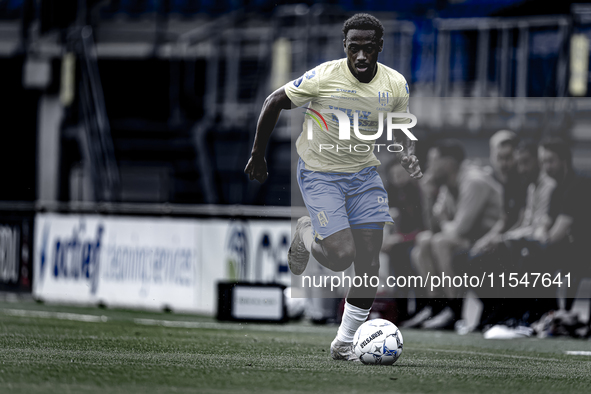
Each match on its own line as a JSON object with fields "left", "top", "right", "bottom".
{"left": 353, "top": 318, "right": 403, "bottom": 365}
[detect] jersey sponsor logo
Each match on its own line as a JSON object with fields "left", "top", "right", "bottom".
{"left": 335, "top": 88, "right": 357, "bottom": 94}
{"left": 318, "top": 211, "right": 329, "bottom": 227}
{"left": 325, "top": 106, "right": 376, "bottom": 129}
{"left": 305, "top": 70, "right": 316, "bottom": 80}
{"left": 327, "top": 106, "right": 371, "bottom": 120}
{"left": 330, "top": 95, "right": 360, "bottom": 101}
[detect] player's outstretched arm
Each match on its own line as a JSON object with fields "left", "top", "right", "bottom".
{"left": 245, "top": 87, "right": 293, "bottom": 183}
{"left": 400, "top": 139, "right": 423, "bottom": 179}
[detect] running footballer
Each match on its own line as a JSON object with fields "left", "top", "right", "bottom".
{"left": 245, "top": 13, "right": 422, "bottom": 361}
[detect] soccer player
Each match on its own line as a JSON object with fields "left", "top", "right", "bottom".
{"left": 245, "top": 13, "right": 422, "bottom": 360}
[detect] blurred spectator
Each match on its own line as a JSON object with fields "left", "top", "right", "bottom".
{"left": 383, "top": 156, "right": 424, "bottom": 242}
{"left": 471, "top": 139, "right": 555, "bottom": 255}
{"left": 403, "top": 140, "right": 502, "bottom": 329}
{"left": 488, "top": 130, "right": 526, "bottom": 231}
{"left": 471, "top": 139, "right": 556, "bottom": 329}
{"left": 380, "top": 157, "right": 425, "bottom": 322}
{"left": 476, "top": 138, "right": 591, "bottom": 330}
{"left": 416, "top": 147, "right": 446, "bottom": 234}
{"left": 535, "top": 138, "right": 591, "bottom": 311}
{"left": 465, "top": 131, "right": 522, "bottom": 330}
{"left": 469, "top": 130, "right": 525, "bottom": 255}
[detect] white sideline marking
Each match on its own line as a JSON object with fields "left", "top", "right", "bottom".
{"left": 1, "top": 308, "right": 327, "bottom": 333}
{"left": 1, "top": 309, "right": 108, "bottom": 323}
{"left": 134, "top": 319, "right": 220, "bottom": 329}
{"left": 133, "top": 318, "right": 330, "bottom": 333}
{"left": 565, "top": 351, "right": 591, "bottom": 356}
{"left": 420, "top": 347, "right": 590, "bottom": 363}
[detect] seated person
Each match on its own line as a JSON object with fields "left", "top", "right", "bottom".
{"left": 487, "top": 130, "right": 527, "bottom": 231}
{"left": 470, "top": 140, "right": 556, "bottom": 329}
{"left": 405, "top": 140, "right": 503, "bottom": 329}
{"left": 472, "top": 140, "right": 555, "bottom": 253}
{"left": 476, "top": 138, "right": 591, "bottom": 328}
{"left": 533, "top": 138, "right": 591, "bottom": 314}
{"left": 381, "top": 156, "right": 425, "bottom": 321}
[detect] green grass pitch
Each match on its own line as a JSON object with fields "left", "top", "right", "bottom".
{"left": 1, "top": 299, "right": 591, "bottom": 393}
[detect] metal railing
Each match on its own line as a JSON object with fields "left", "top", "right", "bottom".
{"left": 433, "top": 16, "right": 570, "bottom": 98}
{"left": 16, "top": 7, "right": 591, "bottom": 205}
{"left": 76, "top": 25, "right": 120, "bottom": 201}
{"left": 26, "top": 200, "right": 303, "bottom": 219}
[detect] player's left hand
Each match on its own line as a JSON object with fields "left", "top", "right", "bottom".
{"left": 401, "top": 155, "right": 423, "bottom": 179}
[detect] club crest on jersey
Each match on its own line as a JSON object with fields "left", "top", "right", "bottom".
{"left": 378, "top": 91, "right": 390, "bottom": 106}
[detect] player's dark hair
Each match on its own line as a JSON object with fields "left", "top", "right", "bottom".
{"left": 342, "top": 13, "right": 384, "bottom": 41}
{"left": 541, "top": 137, "right": 572, "bottom": 168}
{"left": 435, "top": 139, "right": 465, "bottom": 164}
{"left": 516, "top": 139, "right": 538, "bottom": 159}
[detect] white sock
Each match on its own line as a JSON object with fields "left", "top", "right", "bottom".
{"left": 336, "top": 302, "right": 371, "bottom": 343}
{"left": 301, "top": 227, "right": 314, "bottom": 253}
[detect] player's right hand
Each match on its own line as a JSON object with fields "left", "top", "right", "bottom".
{"left": 401, "top": 155, "right": 423, "bottom": 179}
{"left": 244, "top": 155, "right": 269, "bottom": 183}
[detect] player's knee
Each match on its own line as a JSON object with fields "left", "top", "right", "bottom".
{"left": 329, "top": 245, "right": 356, "bottom": 271}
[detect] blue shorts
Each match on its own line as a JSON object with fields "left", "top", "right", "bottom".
{"left": 297, "top": 158, "right": 393, "bottom": 241}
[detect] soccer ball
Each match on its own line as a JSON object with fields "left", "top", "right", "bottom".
{"left": 353, "top": 318, "right": 403, "bottom": 365}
